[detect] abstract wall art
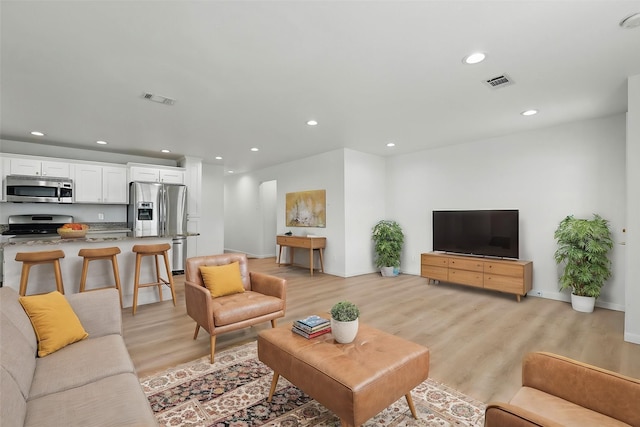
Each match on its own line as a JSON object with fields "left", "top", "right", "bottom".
{"left": 286, "top": 189, "right": 326, "bottom": 227}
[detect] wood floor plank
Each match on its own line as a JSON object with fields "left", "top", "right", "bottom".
{"left": 123, "top": 257, "right": 640, "bottom": 404}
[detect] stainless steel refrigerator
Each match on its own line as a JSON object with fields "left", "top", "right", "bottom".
{"left": 128, "top": 182, "right": 188, "bottom": 274}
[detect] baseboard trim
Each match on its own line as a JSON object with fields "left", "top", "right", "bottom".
{"left": 624, "top": 331, "right": 640, "bottom": 344}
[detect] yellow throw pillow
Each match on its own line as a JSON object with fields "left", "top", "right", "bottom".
{"left": 19, "top": 291, "right": 89, "bottom": 357}
{"left": 199, "top": 262, "right": 245, "bottom": 298}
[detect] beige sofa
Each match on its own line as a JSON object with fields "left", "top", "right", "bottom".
{"left": 1, "top": 286, "right": 157, "bottom": 427}
{"left": 485, "top": 352, "right": 640, "bottom": 427}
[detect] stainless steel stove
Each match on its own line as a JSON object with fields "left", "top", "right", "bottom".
{"left": 2, "top": 214, "right": 74, "bottom": 238}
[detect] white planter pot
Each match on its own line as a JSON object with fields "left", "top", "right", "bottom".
{"left": 331, "top": 318, "right": 359, "bottom": 343}
{"left": 571, "top": 293, "right": 596, "bottom": 313}
{"left": 380, "top": 266, "right": 399, "bottom": 277}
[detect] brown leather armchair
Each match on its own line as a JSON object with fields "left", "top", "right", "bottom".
{"left": 185, "top": 253, "right": 286, "bottom": 363}
{"left": 485, "top": 352, "right": 640, "bottom": 427}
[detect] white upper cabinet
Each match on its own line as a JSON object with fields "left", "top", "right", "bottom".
{"left": 9, "top": 157, "right": 70, "bottom": 178}
{"left": 129, "top": 164, "right": 185, "bottom": 184}
{"left": 73, "top": 164, "right": 128, "bottom": 204}
{"left": 102, "top": 166, "right": 128, "bottom": 203}
{"left": 159, "top": 169, "right": 185, "bottom": 184}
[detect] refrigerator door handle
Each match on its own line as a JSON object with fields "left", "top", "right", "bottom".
{"left": 160, "top": 185, "right": 167, "bottom": 236}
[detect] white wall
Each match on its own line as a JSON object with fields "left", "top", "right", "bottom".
{"left": 344, "top": 149, "right": 386, "bottom": 276}
{"left": 626, "top": 74, "right": 640, "bottom": 344}
{"left": 387, "top": 114, "right": 627, "bottom": 310}
{"left": 224, "top": 149, "right": 348, "bottom": 275}
{"left": 197, "top": 162, "right": 225, "bottom": 256}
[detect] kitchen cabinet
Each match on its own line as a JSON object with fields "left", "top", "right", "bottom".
{"left": 73, "top": 164, "right": 128, "bottom": 204}
{"left": 9, "top": 157, "right": 70, "bottom": 178}
{"left": 129, "top": 165, "right": 185, "bottom": 184}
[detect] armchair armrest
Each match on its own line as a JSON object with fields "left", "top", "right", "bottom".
{"left": 249, "top": 272, "right": 286, "bottom": 301}
{"left": 522, "top": 352, "right": 640, "bottom": 426}
{"left": 485, "top": 402, "right": 563, "bottom": 427}
{"left": 185, "top": 280, "right": 215, "bottom": 334}
{"left": 66, "top": 289, "right": 122, "bottom": 338}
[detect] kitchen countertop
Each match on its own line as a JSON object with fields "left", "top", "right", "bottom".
{"left": 0, "top": 219, "right": 199, "bottom": 250}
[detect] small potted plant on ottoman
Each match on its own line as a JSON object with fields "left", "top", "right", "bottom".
{"left": 330, "top": 301, "right": 360, "bottom": 343}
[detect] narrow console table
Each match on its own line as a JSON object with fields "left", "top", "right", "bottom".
{"left": 420, "top": 252, "right": 532, "bottom": 302}
{"left": 277, "top": 235, "right": 326, "bottom": 276}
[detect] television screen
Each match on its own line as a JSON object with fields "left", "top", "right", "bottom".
{"left": 433, "top": 210, "right": 519, "bottom": 259}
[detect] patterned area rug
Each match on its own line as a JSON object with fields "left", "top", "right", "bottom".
{"left": 140, "top": 342, "right": 486, "bottom": 426}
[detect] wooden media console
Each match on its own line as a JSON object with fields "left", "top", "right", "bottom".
{"left": 420, "top": 252, "right": 532, "bottom": 301}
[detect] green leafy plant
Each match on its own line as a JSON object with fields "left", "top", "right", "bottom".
{"left": 372, "top": 220, "right": 405, "bottom": 268}
{"left": 330, "top": 301, "right": 360, "bottom": 322}
{"left": 554, "top": 214, "right": 614, "bottom": 298}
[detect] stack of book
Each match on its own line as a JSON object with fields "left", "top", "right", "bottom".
{"left": 292, "top": 315, "right": 331, "bottom": 339}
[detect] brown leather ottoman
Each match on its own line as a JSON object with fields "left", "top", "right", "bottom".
{"left": 257, "top": 320, "right": 430, "bottom": 427}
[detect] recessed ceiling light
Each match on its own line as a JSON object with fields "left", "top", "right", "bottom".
{"left": 386, "top": 142, "right": 396, "bottom": 147}
{"left": 463, "top": 52, "right": 486, "bottom": 64}
{"left": 96, "top": 140, "right": 107, "bottom": 145}
{"left": 620, "top": 12, "right": 640, "bottom": 29}
{"left": 228, "top": 170, "right": 234, "bottom": 174}
{"left": 307, "top": 120, "right": 318, "bottom": 126}
{"left": 250, "top": 147, "right": 259, "bottom": 152}
{"left": 521, "top": 109, "right": 538, "bottom": 116}
{"left": 30, "top": 131, "right": 45, "bottom": 136}
{"left": 215, "top": 156, "right": 223, "bottom": 160}
{"left": 161, "top": 149, "right": 171, "bottom": 153}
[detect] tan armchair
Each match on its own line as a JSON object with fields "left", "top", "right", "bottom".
{"left": 485, "top": 352, "right": 640, "bottom": 427}
{"left": 185, "top": 253, "right": 286, "bottom": 363}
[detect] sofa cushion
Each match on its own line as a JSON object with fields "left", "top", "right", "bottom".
{"left": 510, "top": 386, "right": 631, "bottom": 427}
{"left": 25, "top": 373, "right": 157, "bottom": 427}
{"left": 29, "top": 334, "right": 136, "bottom": 400}
{"left": 19, "top": 291, "right": 88, "bottom": 357}
{"left": 1, "top": 312, "right": 38, "bottom": 401}
{"left": 211, "top": 291, "right": 284, "bottom": 326}
{"left": 0, "top": 288, "right": 37, "bottom": 350}
{"left": 66, "top": 288, "right": 122, "bottom": 338}
{"left": 200, "top": 262, "right": 245, "bottom": 297}
{"left": 1, "top": 367, "right": 28, "bottom": 427}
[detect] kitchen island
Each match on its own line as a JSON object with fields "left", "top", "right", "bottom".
{"left": 1, "top": 235, "right": 176, "bottom": 309}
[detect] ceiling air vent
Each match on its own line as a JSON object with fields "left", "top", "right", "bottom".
{"left": 484, "top": 74, "right": 514, "bottom": 89}
{"left": 141, "top": 92, "right": 176, "bottom": 105}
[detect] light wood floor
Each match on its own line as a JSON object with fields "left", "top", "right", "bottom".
{"left": 122, "top": 257, "right": 640, "bottom": 404}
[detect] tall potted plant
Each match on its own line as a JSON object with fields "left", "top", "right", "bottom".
{"left": 372, "top": 220, "right": 405, "bottom": 277}
{"left": 554, "top": 214, "right": 614, "bottom": 312}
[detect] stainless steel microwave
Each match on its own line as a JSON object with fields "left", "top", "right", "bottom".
{"left": 5, "top": 175, "right": 74, "bottom": 203}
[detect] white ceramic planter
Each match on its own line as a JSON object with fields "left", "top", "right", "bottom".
{"left": 380, "top": 267, "right": 399, "bottom": 277}
{"left": 331, "top": 318, "right": 359, "bottom": 343}
{"left": 571, "top": 293, "right": 596, "bottom": 313}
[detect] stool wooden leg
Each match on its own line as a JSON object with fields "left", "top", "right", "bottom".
{"left": 19, "top": 264, "right": 31, "bottom": 296}
{"left": 53, "top": 260, "right": 64, "bottom": 294}
{"left": 132, "top": 254, "right": 142, "bottom": 315}
{"left": 79, "top": 258, "right": 90, "bottom": 293}
{"left": 193, "top": 324, "right": 200, "bottom": 340}
{"left": 111, "top": 255, "right": 124, "bottom": 309}
{"left": 154, "top": 254, "right": 163, "bottom": 302}
{"left": 163, "top": 250, "right": 177, "bottom": 306}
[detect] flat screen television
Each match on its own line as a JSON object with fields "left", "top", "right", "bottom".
{"left": 433, "top": 209, "right": 519, "bottom": 259}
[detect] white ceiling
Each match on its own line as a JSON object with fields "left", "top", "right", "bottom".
{"left": 2, "top": 1, "right": 640, "bottom": 173}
